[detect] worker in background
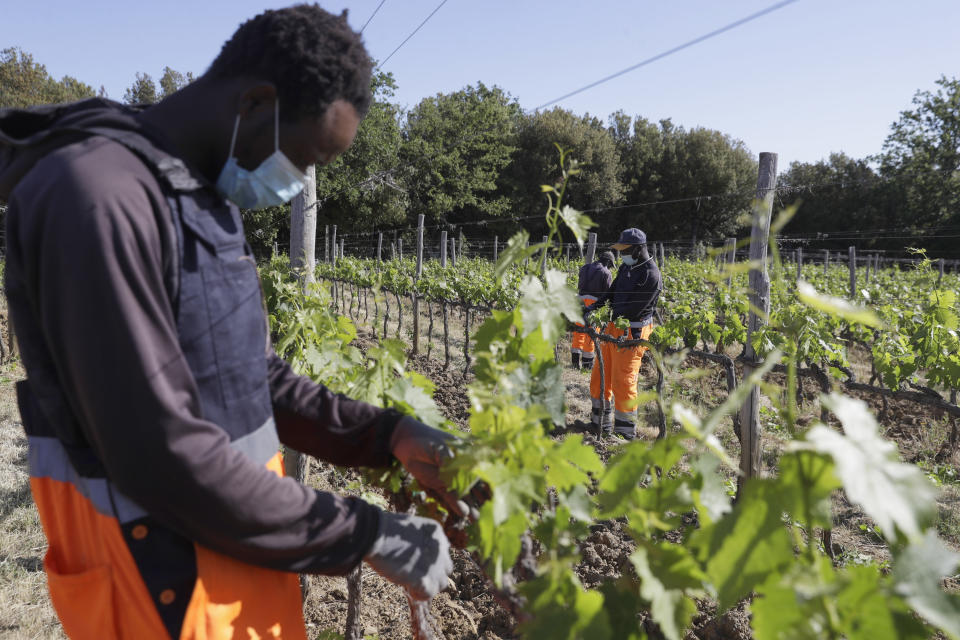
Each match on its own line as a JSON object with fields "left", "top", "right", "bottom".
{"left": 588, "top": 229, "right": 662, "bottom": 439}
{"left": 571, "top": 251, "right": 615, "bottom": 370}
{"left": 0, "top": 7, "right": 466, "bottom": 639}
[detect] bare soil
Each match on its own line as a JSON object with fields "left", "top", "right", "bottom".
{"left": 2, "top": 282, "right": 957, "bottom": 639}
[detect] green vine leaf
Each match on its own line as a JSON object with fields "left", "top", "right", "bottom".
{"left": 802, "top": 393, "right": 937, "bottom": 540}
{"left": 893, "top": 530, "right": 960, "bottom": 639}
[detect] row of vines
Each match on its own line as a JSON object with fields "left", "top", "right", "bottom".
{"left": 264, "top": 166, "right": 960, "bottom": 638}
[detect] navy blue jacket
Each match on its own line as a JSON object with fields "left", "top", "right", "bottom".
{"left": 577, "top": 261, "right": 613, "bottom": 299}
{"left": 595, "top": 258, "right": 662, "bottom": 324}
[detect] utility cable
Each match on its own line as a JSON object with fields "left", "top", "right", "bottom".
{"left": 534, "top": 0, "right": 800, "bottom": 110}
{"left": 323, "top": 0, "right": 800, "bottom": 207}
{"left": 359, "top": 0, "right": 388, "bottom": 34}
{"left": 378, "top": 0, "right": 451, "bottom": 69}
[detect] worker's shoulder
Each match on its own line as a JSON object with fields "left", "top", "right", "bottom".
{"left": 47, "top": 134, "right": 160, "bottom": 186}
{"left": 20, "top": 135, "right": 165, "bottom": 209}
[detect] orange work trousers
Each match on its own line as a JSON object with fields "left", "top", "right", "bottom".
{"left": 570, "top": 298, "right": 597, "bottom": 358}
{"left": 31, "top": 442, "right": 306, "bottom": 640}
{"left": 590, "top": 322, "right": 654, "bottom": 423}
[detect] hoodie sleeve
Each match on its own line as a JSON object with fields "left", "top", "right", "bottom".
{"left": 4, "top": 137, "right": 380, "bottom": 574}
{"left": 267, "top": 352, "right": 401, "bottom": 467}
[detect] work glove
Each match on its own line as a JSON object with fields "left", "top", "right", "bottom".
{"left": 365, "top": 510, "right": 453, "bottom": 600}
{"left": 391, "top": 416, "right": 471, "bottom": 518}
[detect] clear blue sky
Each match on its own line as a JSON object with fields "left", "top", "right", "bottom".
{"left": 3, "top": 0, "right": 958, "bottom": 169}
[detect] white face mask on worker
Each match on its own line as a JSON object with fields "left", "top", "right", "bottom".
{"left": 622, "top": 254, "right": 638, "bottom": 266}
{"left": 215, "top": 100, "right": 307, "bottom": 209}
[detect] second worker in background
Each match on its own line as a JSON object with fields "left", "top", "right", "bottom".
{"left": 588, "top": 229, "right": 663, "bottom": 439}
{"left": 571, "top": 250, "right": 615, "bottom": 370}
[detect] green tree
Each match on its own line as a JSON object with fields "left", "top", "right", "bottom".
{"left": 654, "top": 123, "right": 756, "bottom": 246}
{"left": 503, "top": 107, "right": 623, "bottom": 236}
{"left": 0, "top": 47, "right": 95, "bottom": 108}
{"left": 123, "top": 72, "right": 158, "bottom": 105}
{"left": 158, "top": 66, "right": 195, "bottom": 100}
{"left": 603, "top": 114, "right": 754, "bottom": 244}
{"left": 401, "top": 82, "right": 521, "bottom": 225}
{"left": 241, "top": 206, "right": 288, "bottom": 262}
{"left": 877, "top": 75, "right": 960, "bottom": 232}
{"left": 314, "top": 70, "right": 409, "bottom": 233}
{"left": 777, "top": 153, "right": 889, "bottom": 249}
{"left": 608, "top": 111, "right": 667, "bottom": 235}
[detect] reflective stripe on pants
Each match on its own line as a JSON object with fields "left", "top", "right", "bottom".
{"left": 570, "top": 298, "right": 597, "bottom": 355}
{"left": 589, "top": 321, "right": 653, "bottom": 414}
{"left": 29, "top": 437, "right": 306, "bottom": 640}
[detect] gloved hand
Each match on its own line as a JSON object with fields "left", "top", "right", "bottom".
{"left": 582, "top": 306, "right": 594, "bottom": 326}
{"left": 391, "top": 416, "right": 471, "bottom": 518}
{"left": 365, "top": 510, "right": 453, "bottom": 600}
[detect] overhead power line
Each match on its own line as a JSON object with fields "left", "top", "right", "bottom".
{"left": 534, "top": 0, "right": 800, "bottom": 110}
{"left": 378, "top": 0, "right": 451, "bottom": 68}
{"left": 359, "top": 0, "right": 389, "bottom": 34}
{"left": 325, "top": 0, "right": 801, "bottom": 208}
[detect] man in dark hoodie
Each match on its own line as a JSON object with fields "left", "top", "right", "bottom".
{"left": 0, "top": 7, "right": 467, "bottom": 639}
{"left": 588, "top": 229, "right": 661, "bottom": 439}
{"left": 570, "top": 251, "right": 615, "bottom": 370}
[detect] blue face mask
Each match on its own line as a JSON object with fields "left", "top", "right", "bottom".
{"left": 215, "top": 100, "right": 307, "bottom": 209}
{"left": 621, "top": 254, "right": 638, "bottom": 266}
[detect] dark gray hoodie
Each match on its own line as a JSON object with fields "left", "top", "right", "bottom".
{"left": 0, "top": 98, "right": 399, "bottom": 575}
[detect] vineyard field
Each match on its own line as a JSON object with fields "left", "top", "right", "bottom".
{"left": 2, "top": 239, "right": 960, "bottom": 639}
{"left": 263, "top": 230, "right": 960, "bottom": 640}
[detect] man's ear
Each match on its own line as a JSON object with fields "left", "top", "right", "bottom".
{"left": 236, "top": 83, "right": 278, "bottom": 119}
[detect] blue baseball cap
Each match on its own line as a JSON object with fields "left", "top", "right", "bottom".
{"left": 611, "top": 228, "right": 647, "bottom": 250}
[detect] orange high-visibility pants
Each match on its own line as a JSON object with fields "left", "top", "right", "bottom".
{"left": 29, "top": 439, "right": 306, "bottom": 640}
{"left": 590, "top": 322, "right": 653, "bottom": 432}
{"left": 570, "top": 298, "right": 597, "bottom": 359}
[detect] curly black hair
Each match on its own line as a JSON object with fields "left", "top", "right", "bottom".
{"left": 207, "top": 4, "right": 372, "bottom": 120}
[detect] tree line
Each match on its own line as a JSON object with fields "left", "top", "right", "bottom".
{"left": 2, "top": 46, "right": 957, "bottom": 257}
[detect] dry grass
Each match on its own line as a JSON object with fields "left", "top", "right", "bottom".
{"left": 0, "top": 360, "right": 63, "bottom": 640}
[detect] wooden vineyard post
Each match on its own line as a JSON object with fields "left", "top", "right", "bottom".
{"left": 344, "top": 566, "right": 363, "bottom": 640}
{"left": 540, "top": 235, "right": 549, "bottom": 274}
{"left": 493, "top": 236, "right": 498, "bottom": 262}
{"left": 823, "top": 249, "right": 829, "bottom": 278}
{"left": 289, "top": 164, "right": 316, "bottom": 290}
{"left": 442, "top": 230, "right": 452, "bottom": 368}
{"left": 376, "top": 232, "right": 383, "bottom": 268}
{"left": 272, "top": 241, "right": 278, "bottom": 258}
{"left": 738, "top": 151, "right": 778, "bottom": 488}
{"left": 412, "top": 215, "right": 424, "bottom": 354}
{"left": 848, "top": 246, "right": 856, "bottom": 299}
{"left": 939, "top": 258, "right": 945, "bottom": 286}
{"left": 331, "top": 225, "right": 337, "bottom": 266}
{"left": 324, "top": 225, "right": 329, "bottom": 263}
{"left": 284, "top": 166, "right": 317, "bottom": 593}
{"left": 796, "top": 247, "right": 803, "bottom": 283}
{"left": 450, "top": 234, "right": 457, "bottom": 267}
{"left": 585, "top": 232, "right": 598, "bottom": 264}
{"left": 725, "top": 237, "right": 736, "bottom": 263}
{"left": 566, "top": 245, "right": 571, "bottom": 263}
{"left": 659, "top": 242, "right": 666, "bottom": 271}
{"left": 458, "top": 232, "right": 464, "bottom": 259}
{"left": 725, "top": 237, "right": 736, "bottom": 288}
{"left": 398, "top": 237, "right": 403, "bottom": 260}
{"left": 340, "top": 238, "right": 345, "bottom": 262}
{"left": 463, "top": 307, "right": 471, "bottom": 378}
